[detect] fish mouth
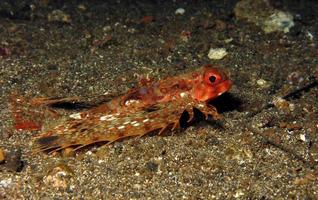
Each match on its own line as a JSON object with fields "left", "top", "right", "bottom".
{"left": 206, "top": 79, "right": 232, "bottom": 102}
{"left": 217, "top": 79, "right": 232, "bottom": 95}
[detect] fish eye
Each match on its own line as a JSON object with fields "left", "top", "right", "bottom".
{"left": 209, "top": 75, "right": 216, "bottom": 83}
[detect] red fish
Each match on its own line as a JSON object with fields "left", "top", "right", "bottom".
{"left": 35, "top": 64, "right": 232, "bottom": 152}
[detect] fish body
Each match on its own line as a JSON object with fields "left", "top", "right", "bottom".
{"left": 36, "top": 65, "right": 232, "bottom": 152}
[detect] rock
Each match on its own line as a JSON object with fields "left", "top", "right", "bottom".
{"left": 207, "top": 48, "right": 227, "bottom": 60}
{"left": 263, "top": 11, "right": 294, "bottom": 33}
{"left": 234, "top": 0, "right": 294, "bottom": 33}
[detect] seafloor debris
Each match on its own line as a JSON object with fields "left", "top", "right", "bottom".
{"left": 234, "top": 0, "right": 294, "bottom": 33}
{"left": 208, "top": 47, "right": 227, "bottom": 60}
{"left": 263, "top": 11, "right": 294, "bottom": 33}
{"left": 47, "top": 9, "right": 71, "bottom": 24}
{"left": 175, "top": 8, "right": 185, "bottom": 15}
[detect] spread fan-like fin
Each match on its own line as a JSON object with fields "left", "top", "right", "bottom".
{"left": 35, "top": 97, "right": 221, "bottom": 152}
{"left": 34, "top": 100, "right": 192, "bottom": 152}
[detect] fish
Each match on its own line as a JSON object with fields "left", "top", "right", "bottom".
{"left": 35, "top": 64, "right": 232, "bottom": 153}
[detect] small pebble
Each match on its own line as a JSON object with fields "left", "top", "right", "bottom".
{"left": 77, "top": 4, "right": 87, "bottom": 11}
{"left": 128, "top": 28, "right": 137, "bottom": 33}
{"left": 208, "top": 48, "right": 227, "bottom": 60}
{"left": 299, "top": 134, "right": 306, "bottom": 142}
{"left": 306, "top": 31, "right": 314, "bottom": 41}
{"left": 257, "top": 79, "right": 266, "bottom": 86}
{"left": 47, "top": 10, "right": 72, "bottom": 23}
{"left": 175, "top": 8, "right": 185, "bottom": 15}
{"left": 289, "top": 103, "right": 295, "bottom": 112}
{"left": 0, "top": 178, "right": 12, "bottom": 188}
{"left": 103, "top": 25, "right": 112, "bottom": 32}
{"left": 224, "top": 38, "right": 233, "bottom": 43}
{"left": 256, "top": 78, "right": 270, "bottom": 88}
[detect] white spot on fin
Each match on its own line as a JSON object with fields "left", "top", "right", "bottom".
{"left": 118, "top": 125, "right": 125, "bottom": 130}
{"left": 70, "top": 113, "right": 82, "bottom": 119}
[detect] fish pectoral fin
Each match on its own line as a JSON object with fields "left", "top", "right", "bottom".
{"left": 196, "top": 103, "right": 222, "bottom": 120}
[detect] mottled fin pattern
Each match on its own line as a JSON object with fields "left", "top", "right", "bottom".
{"left": 35, "top": 99, "right": 220, "bottom": 153}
